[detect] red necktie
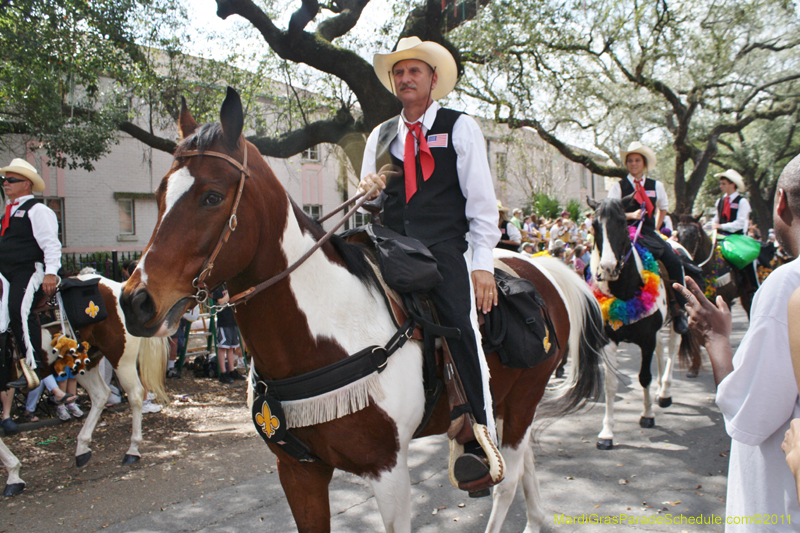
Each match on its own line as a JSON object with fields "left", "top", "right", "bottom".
{"left": 1, "top": 201, "right": 18, "bottom": 236}
{"left": 722, "top": 196, "right": 731, "bottom": 221}
{"left": 633, "top": 179, "right": 654, "bottom": 217}
{"left": 403, "top": 122, "right": 435, "bottom": 202}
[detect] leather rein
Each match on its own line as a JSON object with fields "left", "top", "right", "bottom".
{"left": 178, "top": 142, "right": 377, "bottom": 309}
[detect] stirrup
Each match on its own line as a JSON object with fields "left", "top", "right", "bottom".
{"left": 448, "top": 423, "right": 505, "bottom": 495}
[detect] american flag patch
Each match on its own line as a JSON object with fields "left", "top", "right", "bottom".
{"left": 427, "top": 133, "right": 448, "bottom": 148}
{"left": 13, "top": 210, "right": 26, "bottom": 217}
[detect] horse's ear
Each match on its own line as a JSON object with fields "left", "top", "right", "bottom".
{"left": 692, "top": 213, "right": 702, "bottom": 222}
{"left": 220, "top": 87, "right": 244, "bottom": 151}
{"left": 178, "top": 96, "right": 198, "bottom": 139}
{"left": 586, "top": 196, "right": 599, "bottom": 211}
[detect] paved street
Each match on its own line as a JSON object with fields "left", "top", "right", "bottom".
{"left": 90, "top": 306, "right": 746, "bottom": 533}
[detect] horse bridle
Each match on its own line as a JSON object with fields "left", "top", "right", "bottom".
{"left": 676, "top": 222, "right": 701, "bottom": 258}
{"left": 177, "top": 141, "right": 379, "bottom": 309}
{"left": 596, "top": 218, "right": 642, "bottom": 282}
{"left": 178, "top": 143, "right": 250, "bottom": 304}
{"left": 677, "top": 221, "right": 717, "bottom": 267}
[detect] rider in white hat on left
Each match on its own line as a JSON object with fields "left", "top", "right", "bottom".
{"left": 0, "top": 158, "right": 62, "bottom": 434}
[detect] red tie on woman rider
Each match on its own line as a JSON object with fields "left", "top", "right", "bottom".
{"left": 404, "top": 122, "right": 434, "bottom": 202}
{"left": 634, "top": 178, "right": 654, "bottom": 217}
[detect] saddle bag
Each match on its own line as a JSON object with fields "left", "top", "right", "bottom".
{"left": 481, "top": 270, "right": 556, "bottom": 369}
{"left": 720, "top": 234, "right": 760, "bottom": 270}
{"left": 59, "top": 278, "right": 108, "bottom": 329}
{"left": 363, "top": 224, "right": 443, "bottom": 293}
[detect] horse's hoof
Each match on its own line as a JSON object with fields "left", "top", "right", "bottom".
{"left": 596, "top": 439, "right": 614, "bottom": 450}
{"left": 121, "top": 454, "right": 141, "bottom": 466}
{"left": 76, "top": 451, "right": 92, "bottom": 468}
{"left": 639, "top": 417, "right": 655, "bottom": 428}
{"left": 657, "top": 396, "right": 673, "bottom": 408}
{"left": 686, "top": 370, "right": 699, "bottom": 378}
{"left": 3, "top": 482, "right": 25, "bottom": 497}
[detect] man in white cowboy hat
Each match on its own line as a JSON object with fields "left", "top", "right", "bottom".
{"left": 0, "top": 158, "right": 62, "bottom": 405}
{"left": 358, "top": 36, "right": 502, "bottom": 495}
{"left": 712, "top": 169, "right": 751, "bottom": 236}
{"left": 607, "top": 141, "right": 689, "bottom": 334}
{"left": 711, "top": 169, "right": 759, "bottom": 292}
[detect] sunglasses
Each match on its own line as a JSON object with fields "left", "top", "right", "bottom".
{"left": 2, "top": 177, "right": 25, "bottom": 184}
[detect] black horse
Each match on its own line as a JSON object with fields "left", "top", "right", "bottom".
{"left": 588, "top": 197, "right": 702, "bottom": 450}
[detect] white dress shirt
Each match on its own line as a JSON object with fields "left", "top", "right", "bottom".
{"left": 5, "top": 194, "right": 62, "bottom": 275}
{"left": 712, "top": 192, "right": 751, "bottom": 235}
{"left": 607, "top": 175, "right": 669, "bottom": 213}
{"left": 361, "top": 101, "right": 500, "bottom": 273}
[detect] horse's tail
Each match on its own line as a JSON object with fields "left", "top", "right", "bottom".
{"left": 532, "top": 256, "right": 608, "bottom": 416}
{"left": 138, "top": 337, "right": 169, "bottom": 405}
{"left": 678, "top": 329, "right": 703, "bottom": 373}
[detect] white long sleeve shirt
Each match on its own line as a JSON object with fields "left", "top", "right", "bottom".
{"left": 607, "top": 175, "right": 670, "bottom": 213}
{"left": 361, "top": 101, "right": 500, "bottom": 273}
{"left": 5, "top": 194, "right": 62, "bottom": 275}
{"left": 712, "top": 192, "right": 751, "bottom": 235}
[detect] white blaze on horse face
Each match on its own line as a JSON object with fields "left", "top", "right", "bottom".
{"left": 599, "top": 224, "right": 618, "bottom": 279}
{"left": 163, "top": 167, "right": 195, "bottom": 220}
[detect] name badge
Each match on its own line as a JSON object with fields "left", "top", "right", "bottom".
{"left": 426, "top": 133, "right": 449, "bottom": 148}
{"left": 13, "top": 210, "right": 26, "bottom": 217}
{"left": 646, "top": 190, "right": 656, "bottom": 197}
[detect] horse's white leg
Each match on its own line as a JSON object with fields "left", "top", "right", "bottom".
{"left": 598, "top": 342, "right": 618, "bottom": 449}
{"left": 74, "top": 365, "right": 111, "bottom": 467}
{"left": 656, "top": 328, "right": 677, "bottom": 407}
{"left": 521, "top": 443, "right": 545, "bottom": 533}
{"left": 485, "top": 426, "right": 543, "bottom": 533}
{"left": 369, "top": 446, "right": 411, "bottom": 533}
{"left": 114, "top": 355, "right": 145, "bottom": 463}
{"left": 0, "top": 437, "right": 24, "bottom": 496}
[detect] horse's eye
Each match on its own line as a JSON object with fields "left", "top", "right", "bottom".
{"left": 203, "top": 192, "right": 224, "bottom": 206}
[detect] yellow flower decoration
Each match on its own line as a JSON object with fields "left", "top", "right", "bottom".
{"left": 85, "top": 301, "right": 100, "bottom": 318}
{"left": 255, "top": 401, "right": 280, "bottom": 438}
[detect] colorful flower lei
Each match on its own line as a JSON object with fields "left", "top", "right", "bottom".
{"left": 592, "top": 241, "right": 661, "bottom": 330}
{"left": 703, "top": 245, "right": 726, "bottom": 299}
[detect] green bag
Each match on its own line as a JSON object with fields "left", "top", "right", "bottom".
{"left": 720, "top": 234, "right": 761, "bottom": 270}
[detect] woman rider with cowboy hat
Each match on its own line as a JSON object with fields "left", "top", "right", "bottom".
{"left": 607, "top": 142, "right": 689, "bottom": 334}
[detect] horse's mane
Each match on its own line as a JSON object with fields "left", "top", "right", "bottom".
{"left": 595, "top": 197, "right": 625, "bottom": 223}
{"left": 293, "top": 201, "right": 380, "bottom": 292}
{"left": 174, "top": 123, "right": 223, "bottom": 158}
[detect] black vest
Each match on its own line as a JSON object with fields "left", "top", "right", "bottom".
{"left": 375, "top": 108, "right": 469, "bottom": 247}
{"left": 619, "top": 177, "right": 658, "bottom": 231}
{"left": 497, "top": 220, "right": 517, "bottom": 251}
{"left": 716, "top": 194, "right": 743, "bottom": 234}
{"left": 0, "top": 198, "right": 45, "bottom": 273}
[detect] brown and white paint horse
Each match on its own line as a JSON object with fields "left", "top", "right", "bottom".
{"left": 59, "top": 274, "right": 169, "bottom": 467}
{"left": 119, "top": 88, "right": 608, "bottom": 533}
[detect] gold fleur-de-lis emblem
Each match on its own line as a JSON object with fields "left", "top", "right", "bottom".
{"left": 255, "top": 402, "right": 280, "bottom": 438}
{"left": 85, "top": 301, "right": 100, "bottom": 318}
{"left": 543, "top": 326, "right": 551, "bottom": 353}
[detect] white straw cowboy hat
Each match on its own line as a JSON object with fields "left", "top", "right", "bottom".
{"left": 373, "top": 37, "right": 458, "bottom": 101}
{"left": 0, "top": 158, "right": 45, "bottom": 192}
{"left": 714, "top": 169, "right": 745, "bottom": 191}
{"left": 620, "top": 141, "right": 657, "bottom": 170}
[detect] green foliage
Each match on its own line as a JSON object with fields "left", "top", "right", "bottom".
{"left": 0, "top": 0, "right": 142, "bottom": 170}
{"left": 532, "top": 192, "right": 561, "bottom": 220}
{"left": 565, "top": 198, "right": 582, "bottom": 223}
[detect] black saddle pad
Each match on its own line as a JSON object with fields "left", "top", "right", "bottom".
{"left": 59, "top": 278, "right": 108, "bottom": 329}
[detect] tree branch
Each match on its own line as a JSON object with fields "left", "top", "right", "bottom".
{"left": 317, "top": 0, "right": 370, "bottom": 42}
{"left": 118, "top": 121, "right": 177, "bottom": 153}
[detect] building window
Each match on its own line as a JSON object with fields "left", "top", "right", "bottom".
{"left": 303, "top": 204, "right": 321, "bottom": 220}
{"left": 255, "top": 116, "right": 267, "bottom": 137}
{"left": 354, "top": 211, "right": 370, "bottom": 228}
{"left": 302, "top": 145, "right": 320, "bottom": 162}
{"left": 36, "top": 197, "right": 66, "bottom": 245}
{"left": 495, "top": 152, "right": 507, "bottom": 181}
{"left": 118, "top": 198, "right": 135, "bottom": 235}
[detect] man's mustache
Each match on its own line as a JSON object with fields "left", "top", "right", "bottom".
{"left": 398, "top": 83, "right": 417, "bottom": 91}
